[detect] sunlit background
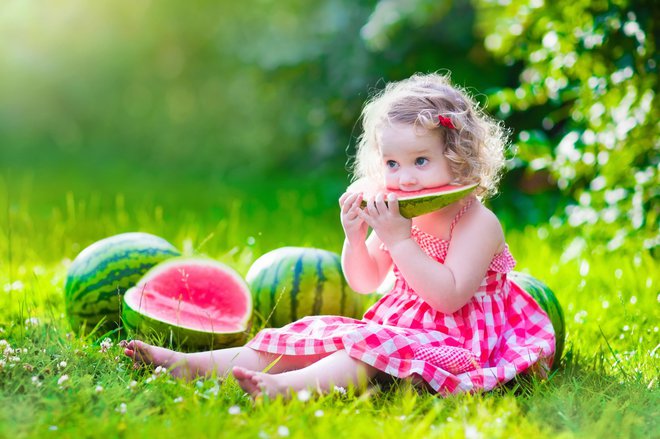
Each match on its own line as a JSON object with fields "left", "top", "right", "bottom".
{"left": 1, "top": 0, "right": 657, "bottom": 250}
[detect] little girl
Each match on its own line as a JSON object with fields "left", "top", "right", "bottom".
{"left": 125, "top": 72, "right": 556, "bottom": 397}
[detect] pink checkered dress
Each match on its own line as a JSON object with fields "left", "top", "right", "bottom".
{"left": 247, "top": 200, "right": 556, "bottom": 394}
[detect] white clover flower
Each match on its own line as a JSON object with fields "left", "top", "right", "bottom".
{"left": 24, "top": 317, "right": 39, "bottom": 327}
{"left": 9, "top": 356, "right": 20, "bottom": 363}
{"left": 32, "top": 376, "right": 42, "bottom": 387}
{"left": 296, "top": 389, "right": 311, "bottom": 402}
{"left": 57, "top": 374, "right": 69, "bottom": 386}
{"left": 0, "top": 359, "right": 6, "bottom": 370}
{"left": 99, "top": 338, "right": 113, "bottom": 353}
{"left": 333, "top": 386, "right": 346, "bottom": 395}
{"left": 3, "top": 346, "right": 14, "bottom": 357}
{"left": 116, "top": 403, "right": 127, "bottom": 414}
{"left": 154, "top": 366, "right": 167, "bottom": 376}
{"left": 173, "top": 397, "right": 184, "bottom": 403}
{"left": 464, "top": 425, "right": 482, "bottom": 439}
{"left": 95, "top": 385, "right": 104, "bottom": 393}
{"left": 128, "top": 380, "right": 138, "bottom": 389}
{"left": 228, "top": 405, "right": 241, "bottom": 415}
{"left": 0, "top": 340, "right": 8, "bottom": 348}
{"left": 314, "top": 410, "right": 324, "bottom": 417}
{"left": 277, "top": 426, "right": 290, "bottom": 437}
{"left": 58, "top": 361, "right": 67, "bottom": 369}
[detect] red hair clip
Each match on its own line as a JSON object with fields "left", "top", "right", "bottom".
{"left": 438, "top": 115, "right": 456, "bottom": 130}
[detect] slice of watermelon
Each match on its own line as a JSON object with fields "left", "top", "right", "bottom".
{"left": 122, "top": 258, "right": 252, "bottom": 350}
{"left": 347, "top": 178, "right": 478, "bottom": 218}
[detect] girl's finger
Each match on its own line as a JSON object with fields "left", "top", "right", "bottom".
{"left": 375, "top": 192, "right": 387, "bottom": 214}
{"left": 387, "top": 193, "right": 400, "bottom": 216}
{"left": 341, "top": 193, "right": 358, "bottom": 213}
{"left": 365, "top": 197, "right": 378, "bottom": 216}
{"left": 356, "top": 208, "right": 375, "bottom": 228}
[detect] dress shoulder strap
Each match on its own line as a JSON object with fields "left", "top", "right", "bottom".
{"left": 448, "top": 196, "right": 476, "bottom": 240}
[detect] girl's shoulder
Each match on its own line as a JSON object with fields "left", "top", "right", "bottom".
{"left": 453, "top": 201, "right": 505, "bottom": 251}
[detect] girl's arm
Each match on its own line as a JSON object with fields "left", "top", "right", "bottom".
{"left": 342, "top": 232, "right": 392, "bottom": 294}
{"left": 362, "top": 195, "right": 503, "bottom": 314}
{"left": 339, "top": 191, "right": 393, "bottom": 294}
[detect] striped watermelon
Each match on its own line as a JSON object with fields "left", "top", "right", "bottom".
{"left": 246, "top": 247, "right": 366, "bottom": 328}
{"left": 64, "top": 233, "right": 180, "bottom": 334}
{"left": 122, "top": 258, "right": 252, "bottom": 350}
{"left": 509, "top": 271, "right": 566, "bottom": 368}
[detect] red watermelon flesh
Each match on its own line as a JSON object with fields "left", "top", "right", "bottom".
{"left": 387, "top": 185, "right": 471, "bottom": 199}
{"left": 123, "top": 258, "right": 252, "bottom": 345}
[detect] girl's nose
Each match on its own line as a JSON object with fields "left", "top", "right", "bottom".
{"left": 399, "top": 171, "right": 418, "bottom": 186}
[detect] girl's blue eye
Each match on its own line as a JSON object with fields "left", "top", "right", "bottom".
{"left": 386, "top": 160, "right": 398, "bottom": 169}
{"left": 415, "top": 157, "right": 428, "bottom": 166}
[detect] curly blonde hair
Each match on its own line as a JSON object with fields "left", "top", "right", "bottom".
{"left": 352, "top": 72, "right": 509, "bottom": 198}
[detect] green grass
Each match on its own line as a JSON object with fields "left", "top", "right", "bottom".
{"left": 0, "top": 169, "right": 658, "bottom": 438}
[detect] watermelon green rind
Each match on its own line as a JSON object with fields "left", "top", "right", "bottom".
{"left": 122, "top": 291, "right": 249, "bottom": 350}
{"left": 64, "top": 233, "right": 181, "bottom": 333}
{"left": 122, "top": 257, "right": 252, "bottom": 350}
{"left": 246, "top": 247, "right": 364, "bottom": 327}
{"left": 354, "top": 182, "right": 479, "bottom": 218}
{"left": 509, "top": 271, "right": 566, "bottom": 369}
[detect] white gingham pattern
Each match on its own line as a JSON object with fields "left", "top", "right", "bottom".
{"left": 247, "top": 200, "right": 556, "bottom": 394}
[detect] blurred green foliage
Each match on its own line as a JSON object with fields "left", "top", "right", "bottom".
{"left": 475, "top": 0, "right": 658, "bottom": 252}
{"left": 1, "top": 0, "right": 656, "bottom": 251}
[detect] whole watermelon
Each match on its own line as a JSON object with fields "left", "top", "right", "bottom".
{"left": 509, "top": 271, "right": 566, "bottom": 369}
{"left": 246, "top": 247, "right": 366, "bottom": 327}
{"left": 64, "top": 232, "right": 180, "bottom": 334}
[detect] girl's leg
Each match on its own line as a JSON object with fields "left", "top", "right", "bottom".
{"left": 124, "top": 340, "right": 326, "bottom": 379}
{"left": 233, "top": 349, "right": 379, "bottom": 399}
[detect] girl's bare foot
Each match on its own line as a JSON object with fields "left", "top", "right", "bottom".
{"left": 232, "top": 366, "right": 262, "bottom": 397}
{"left": 124, "top": 340, "right": 190, "bottom": 378}
{"left": 232, "top": 367, "right": 293, "bottom": 399}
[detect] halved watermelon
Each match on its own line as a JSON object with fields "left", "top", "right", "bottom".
{"left": 122, "top": 258, "right": 252, "bottom": 350}
{"left": 347, "top": 178, "right": 478, "bottom": 218}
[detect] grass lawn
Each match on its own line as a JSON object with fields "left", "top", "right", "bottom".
{"left": 0, "top": 166, "right": 657, "bottom": 438}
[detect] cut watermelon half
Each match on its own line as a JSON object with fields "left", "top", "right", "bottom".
{"left": 122, "top": 258, "right": 252, "bottom": 350}
{"left": 347, "top": 178, "right": 478, "bottom": 218}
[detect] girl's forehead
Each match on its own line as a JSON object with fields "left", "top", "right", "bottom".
{"left": 377, "top": 123, "right": 443, "bottom": 155}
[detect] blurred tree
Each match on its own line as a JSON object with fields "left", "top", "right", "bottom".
{"left": 473, "top": 0, "right": 658, "bottom": 252}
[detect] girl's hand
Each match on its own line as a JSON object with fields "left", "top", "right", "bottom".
{"left": 358, "top": 192, "right": 412, "bottom": 248}
{"left": 339, "top": 192, "right": 369, "bottom": 244}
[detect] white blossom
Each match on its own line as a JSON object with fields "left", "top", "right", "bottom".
{"left": 99, "top": 338, "right": 113, "bottom": 353}
{"left": 333, "top": 386, "right": 346, "bottom": 395}
{"left": 296, "top": 389, "right": 311, "bottom": 402}
{"left": 24, "top": 317, "right": 39, "bottom": 327}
